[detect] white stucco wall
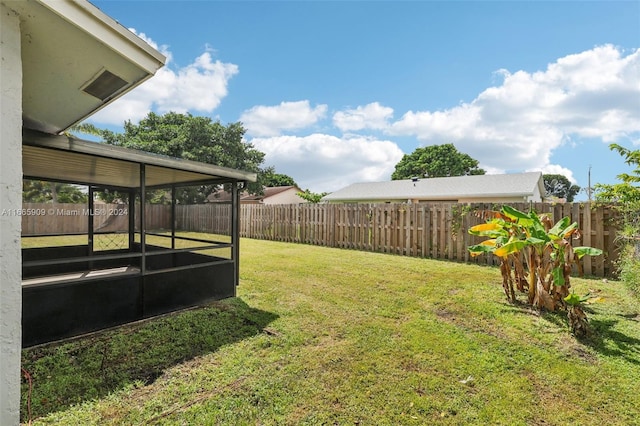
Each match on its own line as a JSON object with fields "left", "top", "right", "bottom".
{"left": 0, "top": 3, "right": 23, "bottom": 424}
{"left": 530, "top": 183, "right": 544, "bottom": 202}
{"left": 456, "top": 196, "right": 530, "bottom": 204}
{"left": 263, "top": 188, "right": 308, "bottom": 205}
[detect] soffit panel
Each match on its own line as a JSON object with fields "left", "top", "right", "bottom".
{"left": 13, "top": 0, "right": 165, "bottom": 134}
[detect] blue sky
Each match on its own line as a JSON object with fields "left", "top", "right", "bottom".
{"left": 89, "top": 1, "right": 640, "bottom": 199}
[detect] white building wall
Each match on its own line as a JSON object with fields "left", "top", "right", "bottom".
{"left": 263, "top": 188, "right": 308, "bottom": 205}
{"left": 529, "top": 183, "right": 543, "bottom": 202}
{"left": 456, "top": 196, "right": 529, "bottom": 204}
{"left": 0, "top": 3, "right": 23, "bottom": 424}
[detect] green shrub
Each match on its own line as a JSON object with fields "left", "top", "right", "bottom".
{"left": 618, "top": 243, "right": 640, "bottom": 297}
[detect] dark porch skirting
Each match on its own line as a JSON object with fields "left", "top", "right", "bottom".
{"left": 22, "top": 245, "right": 234, "bottom": 348}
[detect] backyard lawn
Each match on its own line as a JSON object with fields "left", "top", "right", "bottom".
{"left": 21, "top": 237, "right": 640, "bottom": 425}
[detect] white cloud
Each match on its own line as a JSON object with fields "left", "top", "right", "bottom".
{"left": 534, "top": 164, "right": 577, "bottom": 184}
{"left": 89, "top": 31, "right": 238, "bottom": 126}
{"left": 251, "top": 134, "right": 404, "bottom": 192}
{"left": 333, "top": 102, "right": 394, "bottom": 132}
{"left": 128, "top": 29, "right": 173, "bottom": 63}
{"left": 389, "top": 45, "right": 640, "bottom": 174}
{"left": 87, "top": 39, "right": 638, "bottom": 193}
{"left": 241, "top": 101, "right": 328, "bottom": 137}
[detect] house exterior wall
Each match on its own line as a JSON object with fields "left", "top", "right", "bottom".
{"left": 530, "top": 183, "right": 543, "bottom": 202}
{"left": 326, "top": 196, "right": 536, "bottom": 204}
{"left": 456, "top": 196, "right": 532, "bottom": 204}
{"left": 0, "top": 3, "right": 23, "bottom": 424}
{"left": 263, "top": 188, "right": 307, "bottom": 205}
{"left": 324, "top": 198, "right": 403, "bottom": 204}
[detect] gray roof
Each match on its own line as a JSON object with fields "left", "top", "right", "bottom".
{"left": 322, "top": 172, "right": 543, "bottom": 202}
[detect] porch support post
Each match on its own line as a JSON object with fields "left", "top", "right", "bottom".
{"left": 88, "top": 186, "right": 94, "bottom": 256}
{"left": 140, "top": 164, "right": 146, "bottom": 274}
{"left": 171, "top": 185, "right": 176, "bottom": 250}
{"left": 128, "top": 189, "right": 135, "bottom": 251}
{"left": 232, "top": 181, "right": 240, "bottom": 287}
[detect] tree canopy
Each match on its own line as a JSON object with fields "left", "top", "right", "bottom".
{"left": 297, "top": 189, "right": 328, "bottom": 204}
{"left": 23, "top": 180, "right": 88, "bottom": 204}
{"left": 73, "top": 113, "right": 269, "bottom": 203}
{"left": 595, "top": 144, "right": 640, "bottom": 228}
{"left": 260, "top": 167, "right": 297, "bottom": 187}
{"left": 391, "top": 144, "right": 485, "bottom": 180}
{"left": 595, "top": 144, "right": 640, "bottom": 203}
{"left": 542, "top": 174, "right": 581, "bottom": 202}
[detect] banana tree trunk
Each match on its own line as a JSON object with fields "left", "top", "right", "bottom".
{"left": 528, "top": 249, "right": 536, "bottom": 305}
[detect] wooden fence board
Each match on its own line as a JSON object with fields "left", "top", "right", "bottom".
{"left": 594, "top": 206, "right": 605, "bottom": 276}
{"left": 424, "top": 206, "right": 431, "bottom": 259}
{"left": 583, "top": 204, "right": 593, "bottom": 275}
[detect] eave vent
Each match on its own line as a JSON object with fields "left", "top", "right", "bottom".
{"left": 82, "top": 70, "right": 128, "bottom": 101}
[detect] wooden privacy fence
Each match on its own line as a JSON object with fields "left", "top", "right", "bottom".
{"left": 22, "top": 202, "right": 620, "bottom": 277}
{"left": 19, "top": 203, "right": 229, "bottom": 235}
{"left": 235, "top": 202, "right": 619, "bottom": 277}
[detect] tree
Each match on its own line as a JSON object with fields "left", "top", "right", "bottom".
{"left": 543, "top": 174, "right": 581, "bottom": 202}
{"left": 468, "top": 205, "right": 602, "bottom": 336}
{"left": 391, "top": 144, "right": 485, "bottom": 180}
{"left": 260, "top": 167, "right": 297, "bottom": 187}
{"left": 594, "top": 144, "right": 640, "bottom": 206}
{"left": 23, "top": 180, "right": 88, "bottom": 204}
{"left": 595, "top": 143, "right": 640, "bottom": 230}
{"left": 297, "top": 189, "right": 327, "bottom": 203}
{"left": 72, "top": 113, "right": 267, "bottom": 203}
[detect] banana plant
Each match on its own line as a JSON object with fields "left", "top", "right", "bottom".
{"left": 468, "top": 206, "right": 602, "bottom": 315}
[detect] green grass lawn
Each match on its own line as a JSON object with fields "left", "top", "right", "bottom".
{"left": 22, "top": 231, "right": 232, "bottom": 257}
{"left": 21, "top": 237, "right": 640, "bottom": 425}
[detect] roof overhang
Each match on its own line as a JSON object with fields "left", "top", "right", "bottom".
{"left": 7, "top": 0, "right": 165, "bottom": 134}
{"left": 23, "top": 129, "right": 257, "bottom": 189}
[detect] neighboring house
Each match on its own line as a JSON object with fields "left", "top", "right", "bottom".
{"left": 208, "top": 186, "right": 308, "bottom": 204}
{"left": 322, "top": 172, "right": 545, "bottom": 204}
{"left": 1, "top": 1, "right": 164, "bottom": 423}
{"left": 244, "top": 186, "right": 308, "bottom": 204}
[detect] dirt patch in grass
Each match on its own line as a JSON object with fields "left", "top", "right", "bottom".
{"left": 434, "top": 307, "right": 457, "bottom": 320}
{"left": 556, "top": 335, "right": 599, "bottom": 364}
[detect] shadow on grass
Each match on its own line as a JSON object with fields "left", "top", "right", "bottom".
{"left": 501, "top": 301, "right": 640, "bottom": 365}
{"left": 579, "top": 318, "right": 640, "bottom": 365}
{"left": 498, "top": 299, "right": 568, "bottom": 326}
{"left": 20, "top": 297, "right": 278, "bottom": 422}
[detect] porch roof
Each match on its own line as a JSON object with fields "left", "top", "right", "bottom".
{"left": 23, "top": 129, "right": 257, "bottom": 188}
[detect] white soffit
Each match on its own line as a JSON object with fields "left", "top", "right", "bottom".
{"left": 11, "top": 0, "right": 165, "bottom": 134}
